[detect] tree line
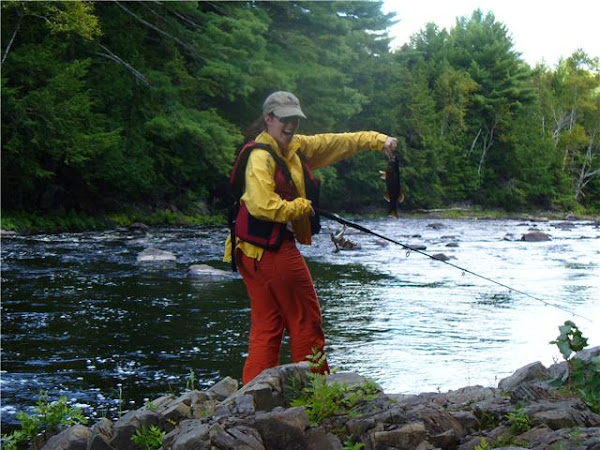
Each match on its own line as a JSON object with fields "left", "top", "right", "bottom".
{"left": 2, "top": 1, "right": 599, "bottom": 217}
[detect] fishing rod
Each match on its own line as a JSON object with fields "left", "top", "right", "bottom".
{"left": 315, "top": 207, "right": 590, "bottom": 322}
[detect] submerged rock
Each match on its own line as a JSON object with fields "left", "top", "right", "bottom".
{"left": 521, "top": 231, "right": 551, "bottom": 242}
{"left": 187, "top": 264, "right": 234, "bottom": 281}
{"left": 136, "top": 247, "right": 177, "bottom": 262}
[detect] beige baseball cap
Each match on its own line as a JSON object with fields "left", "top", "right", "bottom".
{"left": 262, "top": 91, "right": 307, "bottom": 119}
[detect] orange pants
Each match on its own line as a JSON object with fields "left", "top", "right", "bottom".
{"left": 237, "top": 238, "right": 330, "bottom": 384}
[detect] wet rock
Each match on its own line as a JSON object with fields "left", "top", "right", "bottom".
{"left": 136, "top": 247, "right": 177, "bottom": 262}
{"left": 129, "top": 222, "right": 149, "bottom": 231}
{"left": 408, "top": 243, "right": 427, "bottom": 250}
{"left": 521, "top": 231, "right": 551, "bottom": 242}
{"left": 186, "top": 264, "right": 233, "bottom": 281}
{"left": 427, "top": 222, "right": 445, "bottom": 230}
{"left": 0, "top": 229, "right": 17, "bottom": 237}
{"left": 553, "top": 222, "right": 576, "bottom": 230}
{"left": 446, "top": 242, "right": 460, "bottom": 247}
{"left": 432, "top": 253, "right": 455, "bottom": 261}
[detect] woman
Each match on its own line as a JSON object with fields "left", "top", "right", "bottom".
{"left": 224, "top": 91, "right": 397, "bottom": 384}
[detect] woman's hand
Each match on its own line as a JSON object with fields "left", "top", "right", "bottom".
{"left": 383, "top": 136, "right": 398, "bottom": 159}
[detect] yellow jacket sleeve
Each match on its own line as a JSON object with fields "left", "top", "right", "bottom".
{"left": 295, "top": 131, "right": 388, "bottom": 169}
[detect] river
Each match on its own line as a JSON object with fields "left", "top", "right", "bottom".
{"left": 1, "top": 216, "right": 599, "bottom": 427}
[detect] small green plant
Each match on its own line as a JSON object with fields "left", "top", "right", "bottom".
{"left": 306, "top": 347, "right": 328, "bottom": 372}
{"left": 144, "top": 401, "right": 158, "bottom": 411}
{"left": 343, "top": 437, "right": 365, "bottom": 450}
{"left": 474, "top": 438, "right": 492, "bottom": 450}
{"left": 1, "top": 392, "right": 87, "bottom": 450}
{"left": 185, "top": 369, "right": 197, "bottom": 391}
{"left": 550, "top": 320, "right": 588, "bottom": 363}
{"left": 290, "top": 372, "right": 379, "bottom": 425}
{"left": 131, "top": 425, "right": 165, "bottom": 450}
{"left": 550, "top": 321, "right": 600, "bottom": 413}
{"left": 474, "top": 437, "right": 493, "bottom": 450}
{"left": 506, "top": 407, "right": 530, "bottom": 434}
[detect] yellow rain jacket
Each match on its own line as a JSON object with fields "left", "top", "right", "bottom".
{"left": 223, "top": 130, "right": 389, "bottom": 262}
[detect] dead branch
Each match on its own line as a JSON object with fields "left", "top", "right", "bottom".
{"left": 95, "top": 44, "right": 151, "bottom": 87}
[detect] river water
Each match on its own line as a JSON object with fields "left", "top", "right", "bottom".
{"left": 1, "top": 217, "right": 599, "bottom": 427}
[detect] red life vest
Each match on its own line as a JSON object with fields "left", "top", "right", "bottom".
{"left": 228, "top": 141, "right": 321, "bottom": 269}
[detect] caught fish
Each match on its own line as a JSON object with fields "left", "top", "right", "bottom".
{"left": 379, "top": 156, "right": 404, "bottom": 217}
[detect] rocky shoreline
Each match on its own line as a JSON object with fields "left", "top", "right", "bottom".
{"left": 38, "top": 347, "right": 599, "bottom": 450}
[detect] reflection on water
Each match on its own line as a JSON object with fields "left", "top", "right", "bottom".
{"left": 1, "top": 219, "right": 599, "bottom": 426}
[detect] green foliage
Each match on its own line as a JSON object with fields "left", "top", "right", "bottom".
{"left": 185, "top": 369, "right": 197, "bottom": 391}
{"left": 550, "top": 321, "right": 599, "bottom": 413}
{"left": 1, "top": 392, "right": 87, "bottom": 450}
{"left": 131, "top": 425, "right": 165, "bottom": 450}
{"left": 290, "top": 373, "right": 380, "bottom": 425}
{"left": 343, "top": 438, "right": 365, "bottom": 450}
{"left": 1, "top": 1, "right": 599, "bottom": 219}
{"left": 506, "top": 407, "right": 531, "bottom": 434}
{"left": 474, "top": 438, "right": 493, "bottom": 450}
{"left": 550, "top": 320, "right": 589, "bottom": 361}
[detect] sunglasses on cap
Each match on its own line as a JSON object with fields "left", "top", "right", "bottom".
{"left": 270, "top": 113, "right": 301, "bottom": 125}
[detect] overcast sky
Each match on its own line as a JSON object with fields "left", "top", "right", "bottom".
{"left": 381, "top": 0, "right": 600, "bottom": 67}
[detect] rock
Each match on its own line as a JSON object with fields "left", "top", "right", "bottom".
{"left": 370, "top": 422, "right": 428, "bottom": 449}
{"left": 162, "top": 420, "right": 210, "bottom": 450}
{"left": 521, "top": 231, "right": 551, "bottom": 242}
{"left": 41, "top": 348, "right": 600, "bottom": 450}
{"left": 88, "top": 418, "right": 113, "bottom": 450}
{"left": 206, "top": 376, "right": 239, "bottom": 401}
{"left": 187, "top": 264, "right": 233, "bottom": 281}
{"left": 136, "top": 247, "right": 177, "bottom": 262}
{"left": 254, "top": 414, "right": 309, "bottom": 449}
{"left": 110, "top": 409, "right": 161, "bottom": 449}
{"left": 498, "top": 361, "right": 549, "bottom": 392}
{"left": 129, "top": 222, "right": 149, "bottom": 231}
{"left": 0, "top": 229, "right": 17, "bottom": 237}
{"left": 42, "top": 424, "right": 91, "bottom": 450}
{"left": 427, "top": 223, "right": 445, "bottom": 230}
{"left": 432, "top": 253, "right": 455, "bottom": 261}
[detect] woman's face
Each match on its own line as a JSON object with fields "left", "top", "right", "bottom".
{"left": 265, "top": 114, "right": 300, "bottom": 152}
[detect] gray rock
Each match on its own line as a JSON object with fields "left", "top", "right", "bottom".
{"left": 210, "top": 425, "right": 265, "bottom": 449}
{"left": 498, "top": 361, "right": 549, "bottom": 391}
{"left": 162, "top": 420, "right": 209, "bottom": 450}
{"left": 206, "top": 376, "right": 239, "bottom": 401}
{"left": 136, "top": 247, "right": 177, "bottom": 262}
{"left": 521, "top": 231, "right": 551, "bottom": 242}
{"left": 253, "top": 416, "right": 308, "bottom": 450}
{"left": 370, "top": 422, "right": 428, "bottom": 449}
{"left": 306, "top": 427, "right": 343, "bottom": 450}
{"left": 88, "top": 418, "right": 113, "bottom": 450}
{"left": 110, "top": 409, "right": 161, "bottom": 450}
{"left": 43, "top": 424, "right": 91, "bottom": 450}
{"left": 187, "top": 264, "right": 234, "bottom": 281}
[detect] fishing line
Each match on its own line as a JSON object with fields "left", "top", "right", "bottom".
{"left": 315, "top": 207, "right": 591, "bottom": 322}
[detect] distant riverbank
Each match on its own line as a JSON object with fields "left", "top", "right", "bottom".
{"left": 2, "top": 206, "right": 598, "bottom": 234}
